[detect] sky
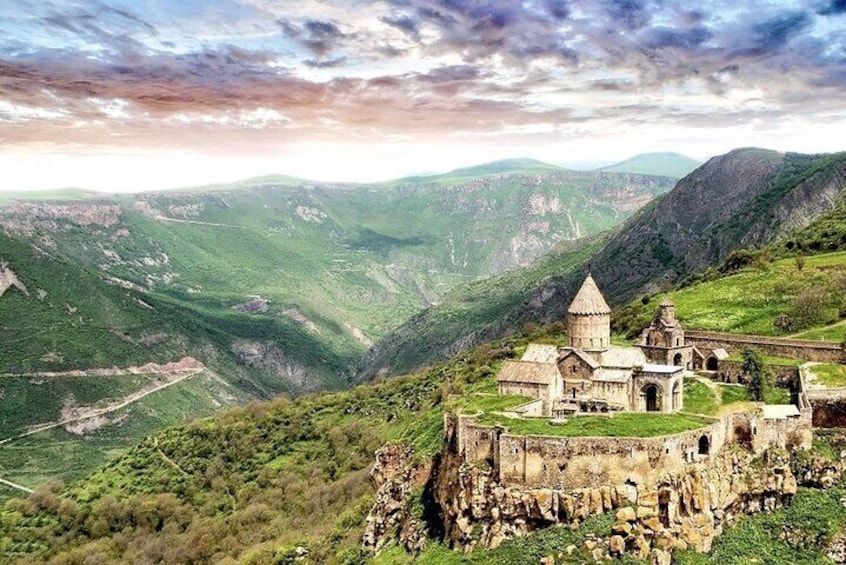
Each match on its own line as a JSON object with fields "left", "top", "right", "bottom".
{"left": 0, "top": 0, "right": 845, "bottom": 192}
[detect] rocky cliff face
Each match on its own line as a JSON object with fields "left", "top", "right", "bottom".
{"left": 361, "top": 444, "right": 430, "bottom": 555}
{"left": 363, "top": 432, "right": 846, "bottom": 563}
{"left": 433, "top": 447, "right": 805, "bottom": 561}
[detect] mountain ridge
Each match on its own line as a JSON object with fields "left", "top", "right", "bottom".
{"left": 358, "top": 148, "right": 846, "bottom": 379}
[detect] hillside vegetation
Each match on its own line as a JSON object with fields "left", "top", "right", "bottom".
{"left": 1, "top": 328, "right": 843, "bottom": 565}
{"left": 0, "top": 162, "right": 672, "bottom": 498}
{"left": 362, "top": 149, "right": 846, "bottom": 378}
{"left": 614, "top": 251, "right": 846, "bottom": 340}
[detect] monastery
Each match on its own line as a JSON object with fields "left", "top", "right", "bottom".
{"left": 497, "top": 274, "right": 688, "bottom": 417}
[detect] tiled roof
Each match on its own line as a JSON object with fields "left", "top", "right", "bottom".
{"left": 598, "top": 345, "right": 647, "bottom": 368}
{"left": 560, "top": 347, "right": 600, "bottom": 369}
{"left": 567, "top": 274, "right": 611, "bottom": 315}
{"left": 640, "top": 363, "right": 683, "bottom": 374}
{"left": 497, "top": 360, "right": 559, "bottom": 385}
{"left": 521, "top": 343, "right": 559, "bottom": 364}
{"left": 712, "top": 348, "right": 730, "bottom": 360}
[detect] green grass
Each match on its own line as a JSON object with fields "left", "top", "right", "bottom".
{"left": 682, "top": 379, "right": 720, "bottom": 415}
{"left": 668, "top": 252, "right": 846, "bottom": 336}
{"left": 726, "top": 354, "right": 803, "bottom": 367}
{"left": 477, "top": 412, "right": 711, "bottom": 438}
{"left": 808, "top": 363, "right": 846, "bottom": 387}
{"left": 613, "top": 251, "right": 846, "bottom": 340}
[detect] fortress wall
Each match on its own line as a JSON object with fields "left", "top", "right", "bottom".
{"left": 455, "top": 414, "right": 499, "bottom": 466}
{"left": 686, "top": 330, "right": 844, "bottom": 363}
{"left": 455, "top": 408, "right": 809, "bottom": 490}
{"left": 495, "top": 421, "right": 725, "bottom": 489}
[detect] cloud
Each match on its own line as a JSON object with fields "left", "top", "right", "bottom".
{"left": 0, "top": 0, "right": 844, "bottom": 160}
{"left": 817, "top": 0, "right": 846, "bottom": 16}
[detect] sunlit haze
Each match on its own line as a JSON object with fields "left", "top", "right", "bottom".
{"left": 1, "top": 0, "right": 845, "bottom": 191}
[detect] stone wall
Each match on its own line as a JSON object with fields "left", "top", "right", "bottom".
{"left": 808, "top": 389, "right": 846, "bottom": 428}
{"left": 687, "top": 330, "right": 844, "bottom": 363}
{"left": 452, "top": 401, "right": 812, "bottom": 491}
{"left": 435, "top": 431, "right": 805, "bottom": 559}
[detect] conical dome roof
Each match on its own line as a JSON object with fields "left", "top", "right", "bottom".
{"left": 567, "top": 274, "right": 610, "bottom": 315}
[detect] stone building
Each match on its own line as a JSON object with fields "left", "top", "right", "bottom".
{"left": 498, "top": 274, "right": 684, "bottom": 417}
{"left": 638, "top": 298, "right": 693, "bottom": 368}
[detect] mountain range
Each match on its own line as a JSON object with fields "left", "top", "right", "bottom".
{"left": 2, "top": 148, "right": 846, "bottom": 563}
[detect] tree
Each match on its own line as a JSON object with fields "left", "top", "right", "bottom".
{"left": 742, "top": 348, "right": 770, "bottom": 402}
{"left": 785, "top": 287, "right": 830, "bottom": 331}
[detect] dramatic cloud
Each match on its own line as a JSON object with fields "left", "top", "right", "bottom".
{"left": 0, "top": 0, "right": 844, "bottom": 190}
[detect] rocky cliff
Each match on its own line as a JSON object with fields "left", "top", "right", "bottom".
{"left": 364, "top": 431, "right": 846, "bottom": 563}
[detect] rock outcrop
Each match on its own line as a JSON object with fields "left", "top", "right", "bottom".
{"left": 361, "top": 444, "right": 429, "bottom": 555}
{"left": 432, "top": 446, "right": 807, "bottom": 560}
{"left": 0, "top": 260, "right": 28, "bottom": 298}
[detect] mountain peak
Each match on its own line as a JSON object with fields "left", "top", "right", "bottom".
{"left": 598, "top": 152, "right": 702, "bottom": 179}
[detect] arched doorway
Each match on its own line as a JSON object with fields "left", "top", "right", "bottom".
{"left": 673, "top": 352, "right": 683, "bottom": 366}
{"left": 706, "top": 357, "right": 719, "bottom": 371}
{"left": 698, "top": 435, "right": 710, "bottom": 455}
{"left": 643, "top": 384, "right": 661, "bottom": 412}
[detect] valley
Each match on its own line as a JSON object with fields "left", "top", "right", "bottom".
{"left": 0, "top": 158, "right": 677, "bottom": 496}
{"left": 4, "top": 149, "right": 846, "bottom": 564}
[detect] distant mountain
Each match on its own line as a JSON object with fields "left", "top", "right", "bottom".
{"left": 394, "top": 158, "right": 563, "bottom": 184}
{"left": 598, "top": 152, "right": 701, "bottom": 178}
{"left": 359, "top": 148, "right": 846, "bottom": 379}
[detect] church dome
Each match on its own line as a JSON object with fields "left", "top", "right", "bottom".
{"left": 567, "top": 274, "right": 611, "bottom": 315}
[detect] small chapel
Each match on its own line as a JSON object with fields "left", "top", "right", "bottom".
{"left": 497, "top": 274, "right": 687, "bottom": 418}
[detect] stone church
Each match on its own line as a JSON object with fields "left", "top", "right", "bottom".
{"left": 498, "top": 274, "right": 686, "bottom": 417}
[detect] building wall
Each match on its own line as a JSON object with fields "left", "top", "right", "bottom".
{"left": 715, "top": 360, "right": 800, "bottom": 388}
{"left": 686, "top": 330, "right": 844, "bottom": 363}
{"left": 499, "top": 381, "right": 551, "bottom": 414}
{"left": 590, "top": 380, "right": 631, "bottom": 408}
{"left": 558, "top": 354, "right": 594, "bottom": 396}
{"left": 631, "top": 373, "right": 683, "bottom": 413}
{"left": 455, "top": 403, "right": 812, "bottom": 489}
{"left": 568, "top": 313, "right": 611, "bottom": 350}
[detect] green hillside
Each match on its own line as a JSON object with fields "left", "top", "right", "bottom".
{"left": 614, "top": 251, "right": 846, "bottom": 340}
{"left": 1, "top": 330, "right": 843, "bottom": 565}
{"left": 0, "top": 165, "right": 673, "bottom": 494}
{"left": 363, "top": 149, "right": 846, "bottom": 379}
{"left": 598, "top": 152, "right": 702, "bottom": 178}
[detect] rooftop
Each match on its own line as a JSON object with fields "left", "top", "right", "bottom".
{"left": 567, "top": 274, "right": 611, "bottom": 316}
{"left": 520, "top": 344, "right": 559, "bottom": 364}
{"left": 497, "top": 360, "right": 560, "bottom": 385}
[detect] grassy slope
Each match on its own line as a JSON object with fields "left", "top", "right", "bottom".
{"left": 614, "top": 251, "right": 846, "bottom": 340}
{"left": 0, "top": 329, "right": 839, "bottom": 565}
{"left": 358, "top": 236, "right": 603, "bottom": 379}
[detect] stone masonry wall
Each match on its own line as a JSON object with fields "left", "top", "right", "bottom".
{"left": 436, "top": 423, "right": 803, "bottom": 560}
{"left": 715, "top": 360, "right": 800, "bottom": 388}
{"left": 687, "top": 330, "right": 844, "bottom": 363}
{"left": 452, "top": 401, "right": 812, "bottom": 491}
